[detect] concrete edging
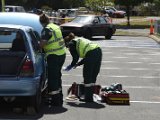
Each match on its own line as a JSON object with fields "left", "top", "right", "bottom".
{"left": 149, "top": 35, "right": 160, "bottom": 43}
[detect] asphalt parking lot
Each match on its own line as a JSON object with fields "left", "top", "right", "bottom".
{"left": 0, "top": 33, "right": 160, "bottom": 120}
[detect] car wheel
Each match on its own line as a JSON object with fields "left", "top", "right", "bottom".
{"left": 113, "top": 14, "right": 117, "bottom": 18}
{"left": 27, "top": 85, "right": 42, "bottom": 114}
{"left": 105, "top": 29, "right": 113, "bottom": 39}
{"left": 122, "top": 14, "right": 125, "bottom": 18}
{"left": 84, "top": 29, "right": 92, "bottom": 39}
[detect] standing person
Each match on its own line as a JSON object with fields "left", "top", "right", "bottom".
{"left": 64, "top": 33, "right": 102, "bottom": 102}
{"left": 39, "top": 13, "right": 66, "bottom": 107}
{"left": 11, "top": 31, "right": 26, "bottom": 52}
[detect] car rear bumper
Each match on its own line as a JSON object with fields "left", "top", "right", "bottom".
{"left": 0, "top": 76, "right": 40, "bottom": 96}
{"left": 62, "top": 29, "right": 83, "bottom": 37}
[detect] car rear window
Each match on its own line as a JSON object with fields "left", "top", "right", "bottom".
{"left": 0, "top": 29, "right": 17, "bottom": 49}
{"left": 72, "top": 16, "right": 93, "bottom": 23}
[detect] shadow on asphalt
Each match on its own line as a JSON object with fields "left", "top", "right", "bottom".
{"left": 0, "top": 102, "right": 68, "bottom": 120}
{"left": 66, "top": 101, "right": 105, "bottom": 109}
{"left": 91, "top": 37, "right": 105, "bottom": 41}
{"left": 91, "top": 37, "right": 116, "bottom": 41}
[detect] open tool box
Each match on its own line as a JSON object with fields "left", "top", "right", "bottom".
{"left": 100, "top": 83, "right": 130, "bottom": 105}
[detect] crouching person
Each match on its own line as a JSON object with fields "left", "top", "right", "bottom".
{"left": 64, "top": 33, "right": 102, "bottom": 102}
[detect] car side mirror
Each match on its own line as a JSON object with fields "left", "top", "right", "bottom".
{"left": 93, "top": 19, "right": 98, "bottom": 24}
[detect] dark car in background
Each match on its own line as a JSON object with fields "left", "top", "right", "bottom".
{"left": 60, "top": 14, "right": 116, "bottom": 39}
{"left": 105, "top": 7, "right": 126, "bottom": 18}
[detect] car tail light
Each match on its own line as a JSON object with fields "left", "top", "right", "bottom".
{"left": 20, "top": 59, "right": 34, "bottom": 77}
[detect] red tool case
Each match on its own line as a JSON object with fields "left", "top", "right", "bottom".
{"left": 101, "top": 90, "right": 130, "bottom": 105}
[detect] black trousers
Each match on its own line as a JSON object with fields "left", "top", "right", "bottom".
{"left": 47, "top": 54, "right": 66, "bottom": 104}
{"left": 83, "top": 48, "right": 102, "bottom": 101}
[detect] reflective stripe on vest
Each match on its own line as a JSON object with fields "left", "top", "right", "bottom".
{"left": 85, "top": 83, "right": 95, "bottom": 87}
{"left": 43, "top": 23, "right": 66, "bottom": 56}
{"left": 74, "top": 37, "right": 99, "bottom": 58}
{"left": 48, "top": 88, "right": 62, "bottom": 95}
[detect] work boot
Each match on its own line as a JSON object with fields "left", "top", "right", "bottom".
{"left": 84, "top": 87, "right": 93, "bottom": 102}
{"left": 51, "top": 93, "right": 63, "bottom": 107}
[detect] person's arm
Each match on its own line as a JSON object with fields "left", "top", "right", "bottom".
{"left": 39, "top": 28, "right": 52, "bottom": 48}
{"left": 68, "top": 41, "right": 79, "bottom": 67}
{"left": 10, "top": 39, "right": 16, "bottom": 51}
{"left": 63, "top": 41, "right": 79, "bottom": 71}
{"left": 76, "top": 58, "right": 85, "bottom": 66}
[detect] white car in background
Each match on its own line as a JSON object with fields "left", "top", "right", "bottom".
{"left": 5, "top": 5, "right": 26, "bottom": 12}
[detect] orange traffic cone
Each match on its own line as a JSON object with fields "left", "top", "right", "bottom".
{"left": 150, "top": 19, "right": 154, "bottom": 35}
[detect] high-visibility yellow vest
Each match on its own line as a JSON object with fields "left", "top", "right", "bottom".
{"left": 43, "top": 23, "right": 66, "bottom": 56}
{"left": 73, "top": 37, "right": 99, "bottom": 58}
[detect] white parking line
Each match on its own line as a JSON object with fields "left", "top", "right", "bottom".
{"left": 127, "top": 61, "right": 142, "bottom": 64}
{"left": 130, "top": 101, "right": 160, "bottom": 104}
{"left": 62, "top": 84, "right": 160, "bottom": 89}
{"left": 63, "top": 74, "right": 160, "bottom": 79}
{"left": 102, "top": 67, "right": 120, "bottom": 70}
{"left": 62, "top": 85, "right": 160, "bottom": 104}
{"left": 150, "top": 63, "right": 160, "bottom": 65}
{"left": 112, "top": 56, "right": 129, "bottom": 59}
{"left": 102, "top": 60, "right": 160, "bottom": 65}
{"left": 131, "top": 68, "right": 150, "bottom": 70}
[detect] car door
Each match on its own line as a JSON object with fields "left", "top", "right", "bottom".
{"left": 27, "top": 30, "right": 47, "bottom": 90}
{"left": 91, "top": 16, "right": 102, "bottom": 35}
{"left": 98, "top": 16, "right": 109, "bottom": 35}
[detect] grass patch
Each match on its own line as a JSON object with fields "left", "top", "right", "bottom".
{"left": 115, "top": 17, "right": 151, "bottom": 29}
{"left": 155, "top": 34, "right": 160, "bottom": 38}
{"left": 119, "top": 19, "right": 149, "bottom": 26}
{"left": 115, "top": 29, "right": 148, "bottom": 36}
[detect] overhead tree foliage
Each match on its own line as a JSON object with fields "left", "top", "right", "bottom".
{"left": 63, "top": 0, "right": 84, "bottom": 8}
{"left": 85, "top": 0, "right": 114, "bottom": 13}
{"left": 114, "top": 0, "right": 154, "bottom": 26}
{"left": 153, "top": 0, "right": 160, "bottom": 15}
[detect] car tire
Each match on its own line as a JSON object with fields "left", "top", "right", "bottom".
{"left": 105, "top": 29, "right": 113, "bottom": 39}
{"left": 113, "top": 14, "right": 117, "bottom": 18}
{"left": 28, "top": 85, "right": 42, "bottom": 114}
{"left": 84, "top": 29, "right": 92, "bottom": 39}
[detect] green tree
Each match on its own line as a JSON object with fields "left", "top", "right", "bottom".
{"left": 85, "top": 0, "right": 114, "bottom": 13}
{"left": 63, "top": 0, "right": 84, "bottom": 8}
{"left": 114, "top": 0, "right": 153, "bottom": 26}
{"left": 153, "top": 0, "right": 160, "bottom": 15}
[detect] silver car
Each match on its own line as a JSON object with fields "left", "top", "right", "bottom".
{"left": 0, "top": 12, "right": 43, "bottom": 36}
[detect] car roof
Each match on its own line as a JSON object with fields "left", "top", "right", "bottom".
{"left": 78, "top": 14, "right": 95, "bottom": 16}
{"left": 77, "top": 14, "right": 103, "bottom": 18}
{"left": 5, "top": 5, "right": 23, "bottom": 7}
{"left": 0, "top": 24, "right": 32, "bottom": 30}
{"left": 0, "top": 12, "right": 42, "bottom": 35}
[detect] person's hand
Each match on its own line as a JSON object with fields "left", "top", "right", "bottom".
{"left": 73, "top": 64, "right": 79, "bottom": 69}
{"left": 63, "top": 65, "right": 73, "bottom": 71}
{"left": 73, "top": 62, "right": 80, "bottom": 69}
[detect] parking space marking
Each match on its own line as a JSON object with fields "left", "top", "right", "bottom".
{"left": 102, "top": 61, "right": 116, "bottom": 63}
{"left": 102, "top": 61, "right": 160, "bottom": 65}
{"left": 150, "top": 63, "right": 160, "bottom": 65}
{"left": 131, "top": 68, "right": 150, "bottom": 70}
{"left": 112, "top": 56, "right": 129, "bottom": 59}
{"left": 63, "top": 74, "right": 160, "bottom": 79}
{"left": 130, "top": 101, "right": 160, "bottom": 104}
{"left": 102, "top": 67, "right": 120, "bottom": 70}
{"left": 62, "top": 84, "right": 160, "bottom": 89}
{"left": 127, "top": 61, "right": 142, "bottom": 64}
